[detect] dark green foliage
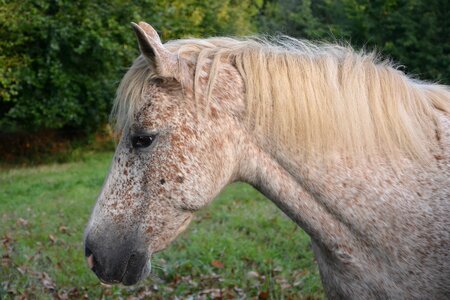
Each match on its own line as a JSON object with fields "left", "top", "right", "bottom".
{"left": 257, "top": 0, "right": 450, "bottom": 84}
{"left": 1, "top": 0, "right": 448, "bottom": 134}
{"left": 1, "top": 1, "right": 131, "bottom": 132}
{"left": 0, "top": 0, "right": 256, "bottom": 133}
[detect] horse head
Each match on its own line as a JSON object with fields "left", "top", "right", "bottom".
{"left": 83, "top": 22, "right": 247, "bottom": 285}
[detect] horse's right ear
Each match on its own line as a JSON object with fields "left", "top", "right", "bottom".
{"left": 130, "top": 22, "right": 177, "bottom": 77}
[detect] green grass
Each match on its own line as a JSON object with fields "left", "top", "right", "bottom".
{"left": 0, "top": 151, "right": 323, "bottom": 299}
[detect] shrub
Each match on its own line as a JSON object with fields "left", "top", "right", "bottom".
{"left": 256, "top": 0, "right": 449, "bottom": 84}
{"left": 0, "top": 0, "right": 256, "bottom": 133}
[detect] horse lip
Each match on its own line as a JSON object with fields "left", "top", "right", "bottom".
{"left": 121, "top": 261, "right": 148, "bottom": 286}
{"left": 120, "top": 252, "right": 149, "bottom": 285}
{"left": 118, "top": 253, "right": 133, "bottom": 283}
{"left": 89, "top": 255, "right": 129, "bottom": 285}
{"left": 99, "top": 278, "right": 120, "bottom": 285}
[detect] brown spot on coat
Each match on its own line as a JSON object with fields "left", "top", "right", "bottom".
{"left": 210, "top": 107, "right": 219, "bottom": 119}
{"left": 146, "top": 226, "right": 154, "bottom": 234}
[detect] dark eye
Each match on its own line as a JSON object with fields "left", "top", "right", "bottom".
{"left": 152, "top": 77, "right": 165, "bottom": 85}
{"left": 131, "top": 135, "right": 156, "bottom": 149}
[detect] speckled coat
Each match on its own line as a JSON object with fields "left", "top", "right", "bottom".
{"left": 84, "top": 22, "right": 450, "bottom": 298}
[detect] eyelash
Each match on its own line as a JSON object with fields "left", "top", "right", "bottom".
{"left": 152, "top": 77, "right": 165, "bottom": 85}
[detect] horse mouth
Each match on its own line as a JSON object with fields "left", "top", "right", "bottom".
{"left": 120, "top": 255, "right": 151, "bottom": 286}
{"left": 86, "top": 249, "right": 151, "bottom": 286}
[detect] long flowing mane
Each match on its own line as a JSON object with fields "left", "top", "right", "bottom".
{"left": 113, "top": 36, "right": 450, "bottom": 161}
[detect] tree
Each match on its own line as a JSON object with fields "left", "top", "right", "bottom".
{"left": 256, "top": 0, "right": 450, "bottom": 84}
{"left": 0, "top": 0, "right": 257, "bottom": 133}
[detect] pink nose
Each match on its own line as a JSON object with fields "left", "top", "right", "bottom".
{"left": 87, "top": 254, "right": 94, "bottom": 269}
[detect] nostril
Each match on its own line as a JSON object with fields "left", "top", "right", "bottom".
{"left": 87, "top": 254, "right": 95, "bottom": 269}
{"left": 84, "top": 246, "right": 95, "bottom": 269}
{"left": 85, "top": 245, "right": 92, "bottom": 257}
{"left": 125, "top": 253, "right": 139, "bottom": 272}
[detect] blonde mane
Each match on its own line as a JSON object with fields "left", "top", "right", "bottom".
{"left": 113, "top": 36, "right": 450, "bottom": 161}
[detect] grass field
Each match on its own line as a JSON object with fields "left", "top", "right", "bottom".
{"left": 0, "top": 151, "right": 323, "bottom": 299}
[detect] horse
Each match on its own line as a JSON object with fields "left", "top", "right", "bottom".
{"left": 84, "top": 22, "right": 450, "bottom": 299}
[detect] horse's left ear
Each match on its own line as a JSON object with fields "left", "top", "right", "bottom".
{"left": 131, "top": 22, "right": 178, "bottom": 77}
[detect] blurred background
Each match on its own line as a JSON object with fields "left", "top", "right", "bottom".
{"left": 1, "top": 0, "right": 449, "bottom": 299}
{"left": 1, "top": 0, "right": 448, "bottom": 160}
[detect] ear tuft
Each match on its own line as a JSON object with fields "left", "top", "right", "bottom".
{"left": 130, "top": 22, "right": 157, "bottom": 61}
{"left": 137, "top": 22, "right": 161, "bottom": 43}
{"left": 130, "top": 21, "right": 177, "bottom": 77}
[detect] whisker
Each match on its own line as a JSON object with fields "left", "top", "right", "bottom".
{"left": 148, "top": 271, "right": 164, "bottom": 282}
{"left": 151, "top": 265, "right": 165, "bottom": 271}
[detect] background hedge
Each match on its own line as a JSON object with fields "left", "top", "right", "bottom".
{"left": 0, "top": 0, "right": 256, "bottom": 133}
{"left": 0, "top": 0, "right": 448, "bottom": 134}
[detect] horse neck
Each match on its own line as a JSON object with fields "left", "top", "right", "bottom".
{"left": 237, "top": 136, "right": 356, "bottom": 248}
{"left": 237, "top": 121, "right": 447, "bottom": 249}
{"left": 237, "top": 127, "right": 438, "bottom": 237}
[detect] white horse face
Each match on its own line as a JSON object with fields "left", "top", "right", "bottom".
{"left": 84, "top": 22, "right": 245, "bottom": 285}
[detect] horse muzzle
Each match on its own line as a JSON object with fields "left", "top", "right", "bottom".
{"left": 84, "top": 233, "right": 150, "bottom": 285}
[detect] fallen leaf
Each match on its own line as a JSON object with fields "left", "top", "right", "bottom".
{"left": 68, "top": 287, "right": 81, "bottom": 298}
{"left": 293, "top": 280, "right": 304, "bottom": 287}
{"left": 280, "top": 283, "right": 292, "bottom": 289}
{"left": 211, "top": 260, "right": 224, "bottom": 268}
{"left": 233, "top": 286, "right": 245, "bottom": 297}
{"left": 55, "top": 291, "right": 69, "bottom": 300}
{"left": 2, "top": 233, "right": 14, "bottom": 247}
{"left": 273, "top": 266, "right": 283, "bottom": 273}
{"left": 2, "top": 254, "right": 11, "bottom": 267}
{"left": 17, "top": 265, "right": 29, "bottom": 275}
{"left": 258, "top": 291, "right": 269, "bottom": 299}
{"left": 17, "top": 218, "right": 29, "bottom": 227}
{"left": 56, "top": 261, "right": 63, "bottom": 269}
{"left": 246, "top": 271, "right": 259, "bottom": 279}
{"left": 48, "top": 234, "right": 57, "bottom": 244}
{"left": 39, "top": 272, "right": 56, "bottom": 291}
{"left": 198, "top": 288, "right": 223, "bottom": 298}
{"left": 134, "top": 286, "right": 154, "bottom": 299}
{"left": 59, "top": 225, "right": 70, "bottom": 235}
